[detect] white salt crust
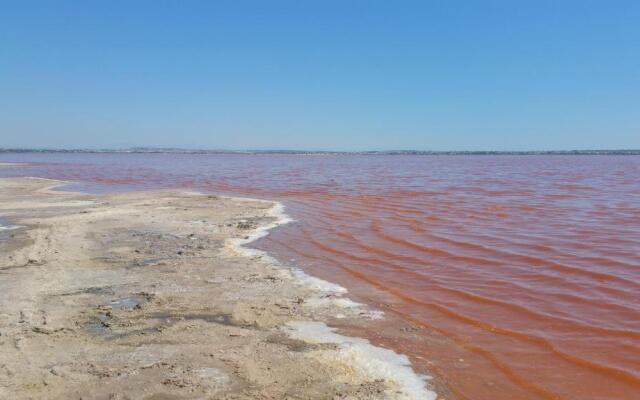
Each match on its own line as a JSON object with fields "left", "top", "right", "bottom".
{"left": 223, "top": 197, "right": 437, "bottom": 400}
{"left": 283, "top": 321, "right": 437, "bottom": 400}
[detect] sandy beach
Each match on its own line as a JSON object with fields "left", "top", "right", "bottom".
{"left": 0, "top": 177, "right": 434, "bottom": 400}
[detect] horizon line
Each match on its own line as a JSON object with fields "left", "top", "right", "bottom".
{"left": 1, "top": 147, "right": 640, "bottom": 155}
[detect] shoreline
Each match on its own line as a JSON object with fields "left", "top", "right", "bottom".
{"left": 0, "top": 177, "right": 436, "bottom": 399}
{"left": 224, "top": 196, "right": 433, "bottom": 399}
{"left": 2, "top": 149, "right": 640, "bottom": 155}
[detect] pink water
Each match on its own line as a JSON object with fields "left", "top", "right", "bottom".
{"left": 1, "top": 153, "right": 639, "bottom": 400}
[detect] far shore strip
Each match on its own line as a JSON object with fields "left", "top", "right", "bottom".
{"left": 0, "top": 177, "right": 437, "bottom": 400}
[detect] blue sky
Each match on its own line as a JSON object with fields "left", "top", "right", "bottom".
{"left": 1, "top": 0, "right": 638, "bottom": 151}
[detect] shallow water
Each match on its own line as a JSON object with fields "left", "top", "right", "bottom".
{"left": 1, "top": 152, "right": 639, "bottom": 400}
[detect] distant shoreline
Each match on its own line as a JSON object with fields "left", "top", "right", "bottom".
{"left": 1, "top": 148, "right": 639, "bottom": 155}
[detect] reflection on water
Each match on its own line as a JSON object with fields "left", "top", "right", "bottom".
{"left": 1, "top": 152, "right": 639, "bottom": 400}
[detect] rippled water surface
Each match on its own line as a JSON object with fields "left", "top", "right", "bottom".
{"left": 1, "top": 153, "right": 639, "bottom": 400}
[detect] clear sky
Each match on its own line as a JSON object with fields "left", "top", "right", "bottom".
{"left": 1, "top": 1, "right": 638, "bottom": 151}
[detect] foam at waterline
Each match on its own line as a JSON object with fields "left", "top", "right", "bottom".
{"left": 303, "top": 296, "right": 385, "bottom": 320}
{"left": 283, "top": 321, "right": 437, "bottom": 400}
{"left": 223, "top": 198, "right": 351, "bottom": 296}
{"left": 228, "top": 203, "right": 433, "bottom": 397}
{"left": 221, "top": 198, "right": 388, "bottom": 319}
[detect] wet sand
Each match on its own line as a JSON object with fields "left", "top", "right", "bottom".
{"left": 0, "top": 177, "right": 435, "bottom": 400}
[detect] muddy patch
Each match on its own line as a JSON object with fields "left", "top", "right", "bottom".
{"left": 146, "top": 312, "right": 245, "bottom": 328}
{"left": 266, "top": 333, "right": 318, "bottom": 352}
{"left": 60, "top": 285, "right": 116, "bottom": 297}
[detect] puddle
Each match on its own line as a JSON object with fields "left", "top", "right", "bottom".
{"left": 86, "top": 295, "right": 150, "bottom": 335}
{"left": 86, "top": 310, "right": 162, "bottom": 340}
{"left": 0, "top": 216, "right": 20, "bottom": 231}
{"left": 193, "top": 367, "right": 230, "bottom": 385}
{"left": 108, "top": 295, "right": 147, "bottom": 310}
{"left": 0, "top": 217, "right": 22, "bottom": 245}
{"left": 85, "top": 312, "right": 112, "bottom": 336}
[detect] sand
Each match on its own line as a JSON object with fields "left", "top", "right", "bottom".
{"left": 0, "top": 177, "right": 436, "bottom": 400}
